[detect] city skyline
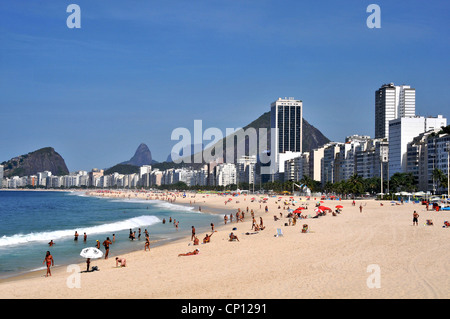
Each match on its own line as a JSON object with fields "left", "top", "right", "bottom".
{"left": 1, "top": 1, "right": 449, "bottom": 171}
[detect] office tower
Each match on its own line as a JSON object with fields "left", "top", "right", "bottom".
{"left": 375, "top": 83, "right": 416, "bottom": 139}
{"left": 271, "top": 97, "right": 303, "bottom": 154}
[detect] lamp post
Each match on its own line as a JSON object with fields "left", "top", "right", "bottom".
{"left": 380, "top": 155, "right": 383, "bottom": 196}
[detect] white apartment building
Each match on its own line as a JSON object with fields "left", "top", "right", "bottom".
{"left": 284, "top": 152, "right": 309, "bottom": 182}
{"left": 215, "top": 163, "right": 237, "bottom": 187}
{"left": 309, "top": 146, "right": 325, "bottom": 182}
{"left": 237, "top": 155, "right": 257, "bottom": 185}
{"left": 389, "top": 115, "right": 447, "bottom": 177}
{"left": 335, "top": 136, "right": 371, "bottom": 182}
{"left": 322, "top": 142, "right": 342, "bottom": 184}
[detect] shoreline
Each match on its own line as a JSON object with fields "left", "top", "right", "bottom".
{"left": 1, "top": 191, "right": 449, "bottom": 299}
{"left": 0, "top": 190, "right": 236, "bottom": 283}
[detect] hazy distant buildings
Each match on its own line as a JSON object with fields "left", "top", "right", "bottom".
{"left": 375, "top": 83, "right": 416, "bottom": 139}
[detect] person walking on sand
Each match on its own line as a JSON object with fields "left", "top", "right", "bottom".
{"left": 103, "top": 237, "right": 112, "bottom": 259}
{"left": 359, "top": 204, "right": 363, "bottom": 213}
{"left": 191, "top": 226, "right": 196, "bottom": 241}
{"left": 144, "top": 237, "right": 150, "bottom": 251}
{"left": 43, "top": 251, "right": 54, "bottom": 277}
{"left": 413, "top": 211, "right": 419, "bottom": 226}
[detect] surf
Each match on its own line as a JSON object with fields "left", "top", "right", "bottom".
{"left": 0, "top": 215, "right": 161, "bottom": 248}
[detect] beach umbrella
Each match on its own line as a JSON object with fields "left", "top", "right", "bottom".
{"left": 335, "top": 205, "right": 343, "bottom": 209}
{"left": 80, "top": 247, "right": 103, "bottom": 259}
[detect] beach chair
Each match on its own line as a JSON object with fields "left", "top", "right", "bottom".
{"left": 275, "top": 228, "right": 283, "bottom": 237}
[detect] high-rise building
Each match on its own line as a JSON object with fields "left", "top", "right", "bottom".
{"left": 375, "top": 83, "right": 416, "bottom": 139}
{"left": 388, "top": 115, "right": 447, "bottom": 177}
{"left": 270, "top": 97, "right": 303, "bottom": 180}
{"left": 271, "top": 97, "right": 303, "bottom": 154}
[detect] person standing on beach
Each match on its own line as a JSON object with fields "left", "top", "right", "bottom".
{"left": 43, "top": 251, "right": 54, "bottom": 277}
{"left": 359, "top": 204, "right": 363, "bottom": 213}
{"left": 103, "top": 237, "right": 112, "bottom": 259}
{"left": 96, "top": 240, "right": 100, "bottom": 249}
{"left": 191, "top": 226, "right": 196, "bottom": 241}
{"left": 413, "top": 211, "right": 419, "bottom": 226}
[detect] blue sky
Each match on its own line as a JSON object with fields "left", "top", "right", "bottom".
{"left": 1, "top": 0, "right": 449, "bottom": 171}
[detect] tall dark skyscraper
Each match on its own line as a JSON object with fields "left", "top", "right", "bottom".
{"left": 270, "top": 97, "right": 303, "bottom": 155}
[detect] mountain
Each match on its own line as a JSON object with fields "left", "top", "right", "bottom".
{"left": 1, "top": 147, "right": 69, "bottom": 178}
{"left": 121, "top": 143, "right": 154, "bottom": 166}
{"left": 167, "top": 111, "right": 330, "bottom": 166}
{"left": 242, "top": 111, "right": 330, "bottom": 153}
{"left": 166, "top": 143, "right": 204, "bottom": 163}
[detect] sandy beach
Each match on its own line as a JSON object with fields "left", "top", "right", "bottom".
{"left": 1, "top": 190, "right": 449, "bottom": 299}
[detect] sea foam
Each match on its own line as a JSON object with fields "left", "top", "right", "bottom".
{"left": 0, "top": 215, "right": 160, "bottom": 248}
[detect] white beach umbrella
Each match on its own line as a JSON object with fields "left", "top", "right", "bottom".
{"left": 80, "top": 247, "right": 103, "bottom": 259}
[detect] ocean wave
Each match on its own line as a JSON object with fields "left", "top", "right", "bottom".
{"left": 153, "top": 201, "right": 197, "bottom": 212}
{"left": 0, "top": 215, "right": 161, "bottom": 248}
{"left": 107, "top": 198, "right": 197, "bottom": 213}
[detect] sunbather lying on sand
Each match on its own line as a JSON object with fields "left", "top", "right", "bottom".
{"left": 178, "top": 249, "right": 199, "bottom": 257}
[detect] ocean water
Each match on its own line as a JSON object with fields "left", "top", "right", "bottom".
{"left": 0, "top": 190, "right": 224, "bottom": 279}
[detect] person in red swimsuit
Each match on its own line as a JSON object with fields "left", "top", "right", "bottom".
{"left": 43, "top": 251, "right": 54, "bottom": 277}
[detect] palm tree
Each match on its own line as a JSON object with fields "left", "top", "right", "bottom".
{"left": 348, "top": 174, "right": 364, "bottom": 196}
{"left": 432, "top": 169, "right": 448, "bottom": 193}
